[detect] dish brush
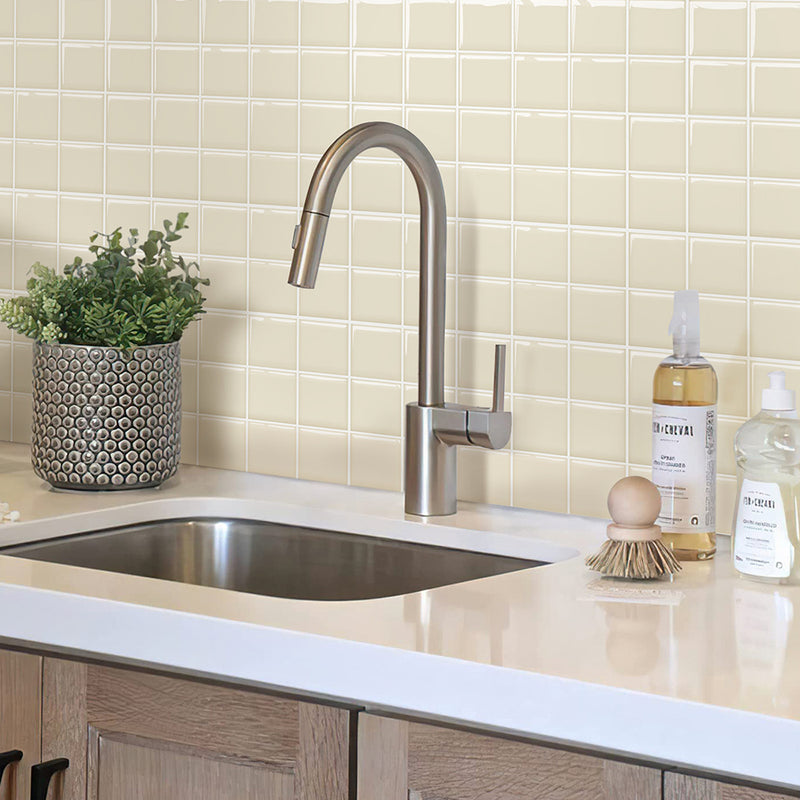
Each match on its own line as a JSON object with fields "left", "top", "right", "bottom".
{"left": 586, "top": 476, "right": 681, "bottom": 580}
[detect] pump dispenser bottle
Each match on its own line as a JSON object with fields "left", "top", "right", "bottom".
{"left": 652, "top": 290, "right": 718, "bottom": 560}
{"left": 733, "top": 371, "right": 800, "bottom": 584}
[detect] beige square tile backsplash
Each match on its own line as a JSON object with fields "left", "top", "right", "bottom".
{"left": 2, "top": 0, "right": 800, "bottom": 528}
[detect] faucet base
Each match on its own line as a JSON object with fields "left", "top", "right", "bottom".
{"left": 404, "top": 403, "right": 458, "bottom": 516}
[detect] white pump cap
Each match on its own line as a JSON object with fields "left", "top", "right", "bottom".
{"left": 762, "top": 370, "right": 796, "bottom": 412}
{"left": 669, "top": 290, "right": 701, "bottom": 357}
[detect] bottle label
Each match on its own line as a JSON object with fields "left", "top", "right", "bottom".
{"left": 733, "top": 479, "right": 792, "bottom": 578}
{"left": 652, "top": 404, "right": 716, "bottom": 533}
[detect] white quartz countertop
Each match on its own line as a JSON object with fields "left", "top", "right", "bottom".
{"left": 0, "top": 442, "right": 797, "bottom": 790}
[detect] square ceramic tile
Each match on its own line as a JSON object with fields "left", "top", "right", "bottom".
{"left": 690, "top": 120, "right": 746, "bottom": 176}
{"left": 571, "top": 403, "right": 626, "bottom": 462}
{"left": 630, "top": 117, "right": 685, "bottom": 173}
{"left": 15, "top": 142, "right": 58, "bottom": 192}
{"left": 253, "top": 0, "right": 298, "bottom": 45}
{"left": 690, "top": 61, "right": 747, "bottom": 116}
{"left": 252, "top": 101, "right": 298, "bottom": 152}
{"left": 250, "top": 316, "right": 296, "bottom": 370}
{"left": 752, "top": 302, "right": 800, "bottom": 360}
{"left": 16, "top": 43, "right": 59, "bottom": 89}
{"left": 570, "top": 114, "right": 625, "bottom": 171}
{"left": 629, "top": 174, "right": 686, "bottom": 232}
{"left": 108, "top": 45, "right": 152, "bottom": 93}
{"left": 515, "top": 112, "right": 567, "bottom": 168}
{"left": 460, "top": 55, "right": 511, "bottom": 108}
{"left": 406, "top": 107, "right": 457, "bottom": 163}
{"left": 752, "top": 122, "right": 800, "bottom": 180}
{"left": 203, "top": 47, "right": 248, "bottom": 97}
{"left": 691, "top": 1, "right": 746, "bottom": 56}
{"left": 752, "top": 63, "right": 800, "bottom": 119}
{"left": 301, "top": 0, "right": 349, "bottom": 46}
{"left": 250, "top": 153, "right": 298, "bottom": 206}
{"left": 461, "top": 111, "right": 512, "bottom": 165}
{"left": 751, "top": 181, "right": 800, "bottom": 239}
{"left": 108, "top": 96, "right": 151, "bottom": 145}
{"left": 109, "top": 0, "right": 151, "bottom": 40}
{"left": 515, "top": 57, "right": 568, "bottom": 110}
{"left": 299, "top": 266, "right": 348, "bottom": 319}
{"left": 353, "top": 159, "right": 403, "bottom": 213}
{"left": 572, "top": 0, "right": 626, "bottom": 53}
{"left": 201, "top": 258, "right": 247, "bottom": 312}
{"left": 513, "top": 282, "right": 567, "bottom": 339}
{"left": 459, "top": 222, "right": 512, "bottom": 278}
{"left": 16, "top": 0, "right": 58, "bottom": 37}
{"left": 156, "top": 0, "right": 199, "bottom": 43}
{"left": 354, "top": 52, "right": 402, "bottom": 104}
{"left": 513, "top": 339, "right": 567, "bottom": 397}
{"left": 106, "top": 146, "right": 151, "bottom": 197}
{"left": 203, "top": 0, "right": 248, "bottom": 43}
{"left": 350, "top": 436, "right": 402, "bottom": 492}
{"left": 752, "top": 2, "right": 800, "bottom": 58}
{"left": 690, "top": 238, "right": 747, "bottom": 297}
{"left": 629, "top": 59, "right": 685, "bottom": 115}
{"left": 201, "top": 152, "right": 248, "bottom": 204}
{"left": 571, "top": 57, "right": 626, "bottom": 112}
{"left": 459, "top": 165, "right": 511, "bottom": 221}
{"left": 516, "top": 0, "right": 567, "bottom": 53}
{"left": 250, "top": 261, "right": 298, "bottom": 316}
{"left": 629, "top": 290, "right": 673, "bottom": 349}
{"left": 459, "top": 334, "right": 510, "bottom": 393}
{"left": 300, "top": 50, "right": 349, "bottom": 101}
{"left": 689, "top": 179, "right": 746, "bottom": 237}
{"left": 629, "top": 234, "right": 685, "bottom": 291}
{"left": 200, "top": 206, "right": 247, "bottom": 257}
{"left": 352, "top": 325, "right": 402, "bottom": 381}
{"left": 406, "top": 0, "right": 456, "bottom": 50}
{"left": 570, "top": 230, "right": 625, "bottom": 287}
{"left": 62, "top": 44, "right": 105, "bottom": 92}
{"left": 15, "top": 92, "right": 58, "bottom": 140}
{"left": 153, "top": 97, "right": 198, "bottom": 147}
{"left": 752, "top": 242, "right": 800, "bottom": 302}
{"left": 514, "top": 226, "right": 567, "bottom": 282}
{"left": 202, "top": 100, "right": 248, "bottom": 149}
{"left": 570, "top": 287, "right": 626, "bottom": 345}
{"left": 514, "top": 168, "right": 567, "bottom": 225}
{"left": 571, "top": 345, "right": 626, "bottom": 404}
{"left": 630, "top": 1, "right": 685, "bottom": 55}
{"left": 155, "top": 46, "right": 200, "bottom": 94}
{"left": 351, "top": 270, "right": 402, "bottom": 325}
{"left": 152, "top": 148, "right": 198, "bottom": 199}
{"left": 513, "top": 453, "right": 567, "bottom": 513}
{"left": 299, "top": 374, "right": 348, "bottom": 429}
{"left": 461, "top": 0, "right": 511, "bottom": 51}
{"left": 198, "top": 417, "right": 246, "bottom": 471}
{"left": 570, "top": 171, "right": 625, "bottom": 229}
{"left": 247, "top": 422, "right": 296, "bottom": 477}
{"left": 457, "top": 448, "right": 511, "bottom": 505}
{"left": 458, "top": 277, "right": 511, "bottom": 335}
{"left": 251, "top": 48, "right": 298, "bottom": 99}
{"left": 570, "top": 460, "right": 626, "bottom": 517}
{"left": 513, "top": 396, "right": 567, "bottom": 454}
{"left": 60, "top": 145, "right": 104, "bottom": 194}
{"left": 406, "top": 54, "right": 457, "bottom": 106}
{"left": 355, "top": 0, "right": 402, "bottom": 48}
{"left": 298, "top": 428, "right": 348, "bottom": 485}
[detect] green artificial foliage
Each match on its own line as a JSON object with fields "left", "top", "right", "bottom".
{"left": 0, "top": 213, "right": 209, "bottom": 349}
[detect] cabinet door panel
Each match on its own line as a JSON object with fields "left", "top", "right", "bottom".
{"left": 0, "top": 650, "right": 42, "bottom": 800}
{"left": 357, "top": 714, "right": 661, "bottom": 800}
{"left": 42, "top": 658, "right": 351, "bottom": 800}
{"left": 665, "top": 772, "right": 798, "bottom": 800}
{"left": 95, "top": 735, "right": 294, "bottom": 800}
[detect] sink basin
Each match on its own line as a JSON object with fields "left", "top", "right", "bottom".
{"left": 1, "top": 518, "right": 545, "bottom": 601}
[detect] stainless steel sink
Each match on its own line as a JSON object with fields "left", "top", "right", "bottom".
{"left": 1, "top": 518, "right": 545, "bottom": 601}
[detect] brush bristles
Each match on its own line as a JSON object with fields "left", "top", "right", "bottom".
{"left": 586, "top": 539, "right": 681, "bottom": 580}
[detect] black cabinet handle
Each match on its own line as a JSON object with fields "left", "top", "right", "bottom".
{"left": 0, "top": 750, "right": 22, "bottom": 784}
{"left": 30, "top": 758, "right": 69, "bottom": 800}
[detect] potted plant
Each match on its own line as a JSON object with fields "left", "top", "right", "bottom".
{"left": 0, "top": 213, "right": 208, "bottom": 490}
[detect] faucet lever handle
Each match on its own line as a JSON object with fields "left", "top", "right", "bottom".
{"left": 491, "top": 344, "right": 506, "bottom": 412}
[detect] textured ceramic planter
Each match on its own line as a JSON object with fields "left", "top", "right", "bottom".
{"left": 31, "top": 341, "right": 181, "bottom": 490}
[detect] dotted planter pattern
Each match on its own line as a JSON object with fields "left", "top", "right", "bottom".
{"left": 31, "top": 341, "right": 181, "bottom": 490}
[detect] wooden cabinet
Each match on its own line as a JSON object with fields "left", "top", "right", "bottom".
{"left": 40, "top": 658, "right": 352, "bottom": 800}
{"left": 356, "top": 713, "right": 661, "bottom": 800}
{"left": 0, "top": 651, "right": 42, "bottom": 800}
{"left": 664, "top": 772, "right": 798, "bottom": 800}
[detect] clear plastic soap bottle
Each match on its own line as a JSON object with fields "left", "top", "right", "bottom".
{"left": 733, "top": 371, "right": 800, "bottom": 585}
{"left": 652, "top": 290, "right": 718, "bottom": 561}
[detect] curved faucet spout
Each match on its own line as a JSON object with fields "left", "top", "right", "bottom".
{"left": 288, "top": 121, "right": 446, "bottom": 408}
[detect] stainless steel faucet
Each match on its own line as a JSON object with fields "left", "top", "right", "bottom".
{"left": 288, "top": 122, "right": 511, "bottom": 516}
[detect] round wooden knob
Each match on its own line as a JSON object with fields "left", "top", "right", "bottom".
{"left": 607, "top": 476, "right": 661, "bottom": 529}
